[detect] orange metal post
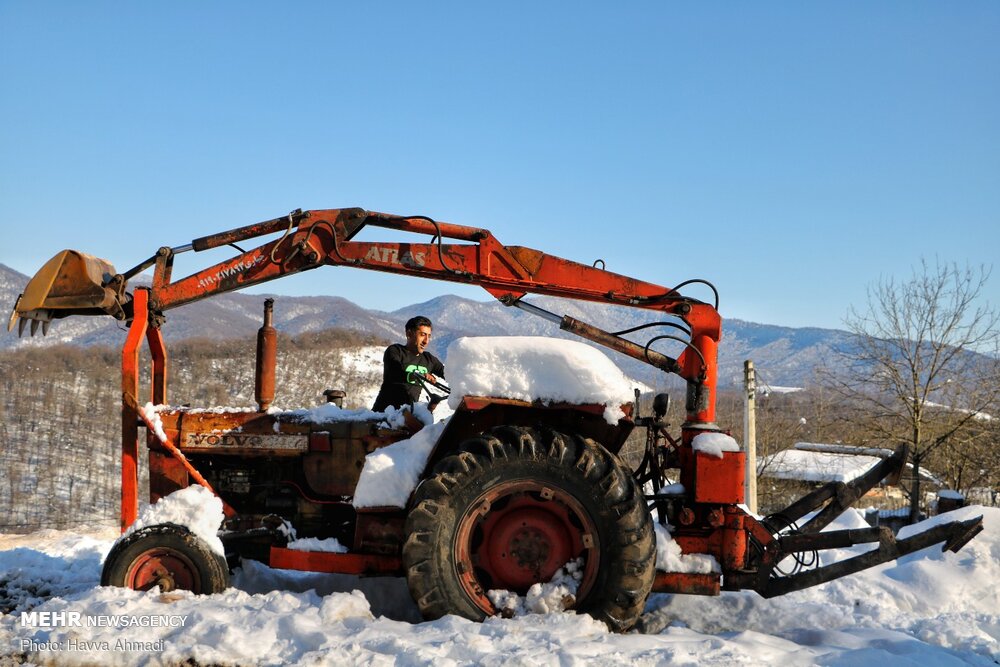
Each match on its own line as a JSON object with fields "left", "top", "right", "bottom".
{"left": 121, "top": 288, "right": 149, "bottom": 531}
{"left": 147, "top": 325, "right": 167, "bottom": 405}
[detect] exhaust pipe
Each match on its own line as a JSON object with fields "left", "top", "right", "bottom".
{"left": 255, "top": 299, "right": 277, "bottom": 411}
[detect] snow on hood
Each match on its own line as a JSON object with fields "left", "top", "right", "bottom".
{"left": 445, "top": 336, "right": 641, "bottom": 424}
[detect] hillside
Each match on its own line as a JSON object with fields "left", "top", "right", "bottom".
{"left": 0, "top": 328, "right": 388, "bottom": 532}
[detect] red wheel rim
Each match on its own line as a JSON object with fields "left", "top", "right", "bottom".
{"left": 454, "top": 480, "right": 600, "bottom": 614}
{"left": 124, "top": 548, "right": 201, "bottom": 592}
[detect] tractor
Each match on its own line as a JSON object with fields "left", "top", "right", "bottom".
{"left": 9, "top": 207, "right": 983, "bottom": 631}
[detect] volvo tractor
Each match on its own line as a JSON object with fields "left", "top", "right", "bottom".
{"left": 9, "top": 207, "right": 983, "bottom": 631}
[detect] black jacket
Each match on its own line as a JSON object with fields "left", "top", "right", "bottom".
{"left": 371, "top": 343, "right": 445, "bottom": 411}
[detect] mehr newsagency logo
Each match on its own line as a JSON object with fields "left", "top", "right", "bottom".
{"left": 21, "top": 611, "right": 189, "bottom": 628}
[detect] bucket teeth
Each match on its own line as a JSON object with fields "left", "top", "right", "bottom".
{"left": 12, "top": 313, "right": 52, "bottom": 338}
{"left": 10, "top": 308, "right": 54, "bottom": 337}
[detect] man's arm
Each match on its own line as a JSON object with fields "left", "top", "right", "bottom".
{"left": 425, "top": 353, "right": 445, "bottom": 382}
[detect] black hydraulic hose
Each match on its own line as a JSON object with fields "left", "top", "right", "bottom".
{"left": 611, "top": 321, "right": 692, "bottom": 337}
{"left": 404, "top": 215, "right": 467, "bottom": 277}
{"left": 644, "top": 334, "right": 707, "bottom": 375}
{"left": 630, "top": 278, "right": 720, "bottom": 311}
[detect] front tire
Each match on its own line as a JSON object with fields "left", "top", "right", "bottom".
{"left": 101, "top": 523, "right": 229, "bottom": 594}
{"left": 403, "top": 425, "right": 655, "bottom": 632}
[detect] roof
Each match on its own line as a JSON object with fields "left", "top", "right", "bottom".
{"left": 760, "top": 445, "right": 943, "bottom": 486}
{"left": 760, "top": 449, "right": 883, "bottom": 483}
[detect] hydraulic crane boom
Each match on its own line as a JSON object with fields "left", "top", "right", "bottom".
{"left": 11, "top": 207, "right": 722, "bottom": 426}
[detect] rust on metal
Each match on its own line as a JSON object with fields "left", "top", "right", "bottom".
{"left": 560, "top": 315, "right": 681, "bottom": 374}
{"left": 129, "top": 395, "right": 237, "bottom": 518}
{"left": 184, "top": 433, "right": 308, "bottom": 452}
{"left": 191, "top": 210, "right": 306, "bottom": 252}
{"left": 651, "top": 572, "right": 721, "bottom": 596}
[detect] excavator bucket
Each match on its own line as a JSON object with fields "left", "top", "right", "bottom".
{"left": 8, "top": 250, "right": 127, "bottom": 336}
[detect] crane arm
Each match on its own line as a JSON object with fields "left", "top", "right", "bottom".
{"left": 10, "top": 208, "right": 722, "bottom": 424}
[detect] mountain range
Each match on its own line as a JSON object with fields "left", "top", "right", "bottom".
{"left": 0, "top": 262, "right": 852, "bottom": 389}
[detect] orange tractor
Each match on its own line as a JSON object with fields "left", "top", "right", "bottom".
{"left": 10, "top": 208, "right": 983, "bottom": 631}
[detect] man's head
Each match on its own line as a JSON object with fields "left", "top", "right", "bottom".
{"left": 405, "top": 316, "right": 433, "bottom": 355}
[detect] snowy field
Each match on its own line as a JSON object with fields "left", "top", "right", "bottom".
{"left": 0, "top": 506, "right": 996, "bottom": 666}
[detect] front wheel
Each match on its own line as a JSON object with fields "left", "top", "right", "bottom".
{"left": 101, "top": 523, "right": 229, "bottom": 594}
{"left": 403, "top": 426, "right": 655, "bottom": 632}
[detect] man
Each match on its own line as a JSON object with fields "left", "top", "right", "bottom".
{"left": 372, "top": 316, "right": 446, "bottom": 412}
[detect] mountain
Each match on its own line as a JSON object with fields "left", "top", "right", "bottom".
{"left": 0, "top": 263, "right": 850, "bottom": 387}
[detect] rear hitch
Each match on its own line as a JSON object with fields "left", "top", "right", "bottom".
{"left": 757, "top": 514, "right": 984, "bottom": 598}
{"left": 741, "top": 443, "right": 985, "bottom": 598}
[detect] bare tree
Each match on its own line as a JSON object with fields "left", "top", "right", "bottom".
{"left": 828, "top": 259, "right": 1000, "bottom": 522}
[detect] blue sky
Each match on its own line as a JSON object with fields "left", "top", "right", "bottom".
{"left": 2, "top": 3, "right": 998, "bottom": 330}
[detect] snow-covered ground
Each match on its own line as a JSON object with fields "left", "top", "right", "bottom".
{"left": 0, "top": 506, "right": 996, "bottom": 666}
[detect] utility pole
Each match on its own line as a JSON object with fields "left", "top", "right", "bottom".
{"left": 744, "top": 360, "right": 758, "bottom": 514}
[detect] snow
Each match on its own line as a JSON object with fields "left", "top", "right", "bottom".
{"left": 281, "top": 398, "right": 450, "bottom": 429}
{"left": 488, "top": 559, "right": 583, "bottom": 617}
{"left": 938, "top": 490, "right": 965, "bottom": 501}
{"left": 120, "top": 485, "right": 225, "bottom": 556}
{"left": 281, "top": 402, "right": 386, "bottom": 424}
{"left": 445, "top": 336, "right": 641, "bottom": 424}
{"left": 758, "top": 385, "right": 803, "bottom": 394}
{"left": 654, "top": 523, "right": 721, "bottom": 574}
{"left": 794, "top": 442, "right": 896, "bottom": 458}
{"left": 352, "top": 419, "right": 450, "bottom": 508}
{"left": 761, "top": 448, "right": 884, "bottom": 484}
{"left": 138, "top": 402, "right": 169, "bottom": 443}
{"left": 2, "top": 507, "right": 997, "bottom": 665}
{"left": 286, "top": 537, "right": 348, "bottom": 553}
{"left": 691, "top": 432, "right": 741, "bottom": 458}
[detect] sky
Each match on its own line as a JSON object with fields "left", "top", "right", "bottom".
{"left": 1, "top": 3, "right": 998, "bottom": 330}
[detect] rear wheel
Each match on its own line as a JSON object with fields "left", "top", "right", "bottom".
{"left": 101, "top": 523, "right": 229, "bottom": 594}
{"left": 403, "top": 425, "right": 655, "bottom": 632}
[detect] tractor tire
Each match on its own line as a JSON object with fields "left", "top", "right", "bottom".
{"left": 403, "top": 425, "right": 655, "bottom": 632}
{"left": 101, "top": 523, "right": 229, "bottom": 594}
